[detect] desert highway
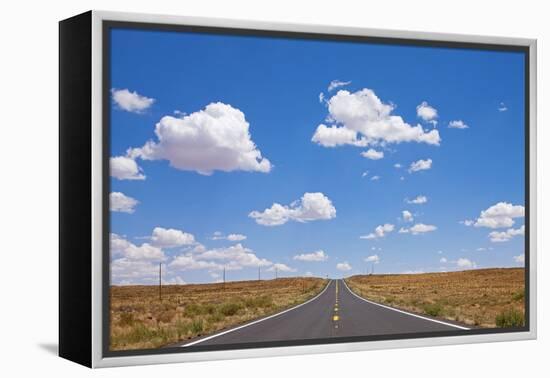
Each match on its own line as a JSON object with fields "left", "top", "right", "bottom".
{"left": 181, "top": 279, "right": 469, "bottom": 347}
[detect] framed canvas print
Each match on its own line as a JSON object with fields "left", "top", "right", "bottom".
{"left": 59, "top": 10, "right": 537, "bottom": 368}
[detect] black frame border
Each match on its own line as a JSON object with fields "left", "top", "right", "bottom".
{"left": 59, "top": 11, "right": 93, "bottom": 367}
{"left": 101, "top": 19, "right": 531, "bottom": 359}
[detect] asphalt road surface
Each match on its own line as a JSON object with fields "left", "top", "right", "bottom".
{"left": 182, "top": 279, "right": 469, "bottom": 347}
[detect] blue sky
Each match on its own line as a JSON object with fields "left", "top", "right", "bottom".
{"left": 109, "top": 28, "right": 526, "bottom": 285}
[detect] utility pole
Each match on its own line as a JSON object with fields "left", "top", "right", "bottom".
{"left": 159, "top": 262, "right": 162, "bottom": 301}
{"left": 275, "top": 267, "right": 278, "bottom": 280}
{"left": 223, "top": 266, "right": 226, "bottom": 290}
{"left": 258, "top": 266, "right": 261, "bottom": 281}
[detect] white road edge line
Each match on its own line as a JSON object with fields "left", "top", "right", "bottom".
{"left": 341, "top": 279, "right": 470, "bottom": 330}
{"left": 181, "top": 279, "right": 334, "bottom": 347}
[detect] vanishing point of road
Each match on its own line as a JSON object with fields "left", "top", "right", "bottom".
{"left": 180, "top": 279, "right": 470, "bottom": 347}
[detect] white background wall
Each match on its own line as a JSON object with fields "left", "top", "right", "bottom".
{"left": 0, "top": 0, "right": 546, "bottom": 376}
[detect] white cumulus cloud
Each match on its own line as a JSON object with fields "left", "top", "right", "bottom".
{"left": 293, "top": 250, "right": 328, "bottom": 262}
{"left": 170, "top": 255, "right": 223, "bottom": 271}
{"left": 267, "top": 263, "right": 297, "bottom": 272}
{"left": 111, "top": 88, "right": 155, "bottom": 113}
{"left": 361, "top": 148, "right": 384, "bottom": 160}
{"left": 470, "top": 202, "right": 525, "bottom": 229}
{"left": 408, "top": 158, "right": 432, "bottom": 173}
{"left": 311, "top": 124, "right": 361, "bottom": 147}
{"left": 364, "top": 254, "right": 380, "bottom": 264}
{"left": 406, "top": 195, "right": 428, "bottom": 204}
{"left": 416, "top": 101, "right": 438, "bottom": 125}
{"left": 196, "top": 243, "right": 272, "bottom": 268}
{"left": 360, "top": 224, "right": 395, "bottom": 239}
{"left": 336, "top": 262, "right": 352, "bottom": 271}
{"left": 249, "top": 192, "right": 336, "bottom": 226}
{"left": 409, "top": 223, "right": 437, "bottom": 235}
{"left": 129, "top": 102, "right": 272, "bottom": 175}
{"left": 227, "top": 233, "right": 247, "bottom": 241}
{"left": 110, "top": 234, "right": 165, "bottom": 261}
{"left": 111, "top": 258, "right": 161, "bottom": 285}
{"left": 400, "top": 223, "right": 437, "bottom": 235}
{"left": 311, "top": 89, "right": 441, "bottom": 148}
{"left": 110, "top": 156, "right": 146, "bottom": 180}
{"left": 448, "top": 120, "right": 469, "bottom": 129}
{"left": 110, "top": 192, "right": 139, "bottom": 213}
{"left": 489, "top": 225, "right": 525, "bottom": 242}
{"left": 171, "top": 243, "right": 273, "bottom": 272}
{"left": 150, "top": 227, "right": 195, "bottom": 248}
{"left": 513, "top": 254, "right": 525, "bottom": 264}
{"left": 111, "top": 233, "right": 277, "bottom": 284}
{"left": 124, "top": 243, "right": 164, "bottom": 261}
{"left": 110, "top": 233, "right": 132, "bottom": 256}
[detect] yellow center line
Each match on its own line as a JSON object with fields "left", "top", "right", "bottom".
{"left": 332, "top": 280, "right": 340, "bottom": 326}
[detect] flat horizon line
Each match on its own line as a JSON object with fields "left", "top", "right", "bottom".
{"left": 110, "top": 266, "right": 524, "bottom": 287}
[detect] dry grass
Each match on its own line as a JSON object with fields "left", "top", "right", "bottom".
{"left": 345, "top": 268, "right": 525, "bottom": 328}
{"left": 110, "top": 277, "right": 326, "bottom": 350}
